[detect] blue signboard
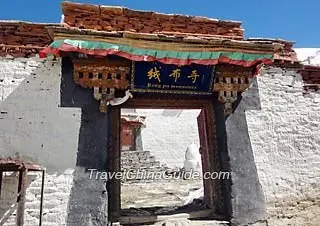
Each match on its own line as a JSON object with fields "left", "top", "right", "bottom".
{"left": 131, "top": 61, "right": 215, "bottom": 94}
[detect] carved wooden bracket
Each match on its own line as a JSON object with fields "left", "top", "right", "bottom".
{"left": 217, "top": 91, "right": 238, "bottom": 115}
{"left": 72, "top": 58, "right": 131, "bottom": 112}
{"left": 213, "top": 64, "right": 254, "bottom": 115}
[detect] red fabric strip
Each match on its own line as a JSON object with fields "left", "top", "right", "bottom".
{"left": 40, "top": 44, "right": 273, "bottom": 67}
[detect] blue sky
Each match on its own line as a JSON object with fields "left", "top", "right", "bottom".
{"left": 1, "top": 0, "right": 319, "bottom": 47}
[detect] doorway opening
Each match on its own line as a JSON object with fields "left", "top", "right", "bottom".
{"left": 107, "top": 96, "right": 223, "bottom": 225}
{"left": 120, "top": 108, "right": 204, "bottom": 215}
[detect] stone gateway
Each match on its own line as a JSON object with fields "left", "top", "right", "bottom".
{"left": 0, "top": 2, "right": 319, "bottom": 226}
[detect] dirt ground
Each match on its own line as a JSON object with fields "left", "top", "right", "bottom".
{"left": 121, "top": 179, "right": 203, "bottom": 210}
{"left": 121, "top": 180, "right": 320, "bottom": 226}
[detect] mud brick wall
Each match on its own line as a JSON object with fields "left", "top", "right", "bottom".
{"left": 300, "top": 66, "right": 320, "bottom": 85}
{"left": 62, "top": 2, "right": 244, "bottom": 39}
{"left": 0, "top": 22, "right": 53, "bottom": 57}
{"left": 247, "top": 39, "right": 299, "bottom": 63}
{"left": 274, "top": 40, "right": 298, "bottom": 62}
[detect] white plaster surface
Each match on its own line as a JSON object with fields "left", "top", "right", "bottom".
{"left": 245, "top": 67, "right": 320, "bottom": 221}
{"left": 295, "top": 48, "right": 320, "bottom": 66}
{"left": 133, "top": 109, "right": 201, "bottom": 168}
{"left": 0, "top": 58, "right": 38, "bottom": 101}
{"left": 0, "top": 57, "right": 81, "bottom": 226}
{"left": 0, "top": 57, "right": 81, "bottom": 172}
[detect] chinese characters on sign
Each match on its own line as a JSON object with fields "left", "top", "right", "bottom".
{"left": 132, "top": 62, "right": 215, "bottom": 94}
{"left": 169, "top": 69, "right": 181, "bottom": 83}
{"left": 147, "top": 67, "right": 161, "bottom": 82}
{"left": 187, "top": 70, "right": 200, "bottom": 83}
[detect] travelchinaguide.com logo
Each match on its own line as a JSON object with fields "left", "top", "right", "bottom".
{"left": 88, "top": 168, "right": 230, "bottom": 181}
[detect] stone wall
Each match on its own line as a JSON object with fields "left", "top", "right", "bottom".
{"left": 1, "top": 55, "right": 319, "bottom": 226}
{"left": 0, "top": 57, "right": 80, "bottom": 171}
{"left": 244, "top": 67, "right": 320, "bottom": 225}
{"left": 0, "top": 57, "right": 80, "bottom": 226}
{"left": 0, "top": 56, "right": 201, "bottom": 225}
{"left": 0, "top": 171, "right": 73, "bottom": 226}
{"left": 61, "top": 2, "right": 244, "bottom": 39}
{"left": 0, "top": 173, "right": 19, "bottom": 224}
{"left": 0, "top": 21, "right": 53, "bottom": 58}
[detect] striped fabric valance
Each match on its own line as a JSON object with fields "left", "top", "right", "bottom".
{"left": 40, "top": 39, "right": 273, "bottom": 66}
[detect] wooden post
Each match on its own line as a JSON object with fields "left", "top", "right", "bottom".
{"left": 205, "top": 102, "right": 219, "bottom": 210}
{"left": 197, "top": 103, "right": 219, "bottom": 210}
{"left": 17, "top": 170, "right": 23, "bottom": 202}
{"left": 107, "top": 106, "right": 121, "bottom": 222}
{"left": 39, "top": 170, "right": 45, "bottom": 226}
{"left": 197, "top": 108, "right": 211, "bottom": 207}
{"left": 0, "top": 171, "right": 2, "bottom": 198}
{"left": 16, "top": 170, "right": 27, "bottom": 226}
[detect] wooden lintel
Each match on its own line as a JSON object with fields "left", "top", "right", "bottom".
{"left": 123, "top": 95, "right": 215, "bottom": 109}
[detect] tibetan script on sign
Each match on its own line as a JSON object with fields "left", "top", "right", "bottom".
{"left": 131, "top": 62, "right": 215, "bottom": 94}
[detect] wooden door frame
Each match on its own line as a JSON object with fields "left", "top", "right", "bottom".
{"left": 108, "top": 94, "right": 219, "bottom": 222}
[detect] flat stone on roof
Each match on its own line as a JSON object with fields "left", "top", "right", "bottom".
{"left": 61, "top": 1, "right": 244, "bottom": 40}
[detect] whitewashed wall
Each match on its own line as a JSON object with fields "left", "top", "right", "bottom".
{"left": 295, "top": 48, "right": 320, "bottom": 66}
{"left": 0, "top": 57, "right": 81, "bottom": 171}
{"left": 134, "top": 109, "right": 201, "bottom": 168}
{"left": 246, "top": 67, "right": 320, "bottom": 224}
{"left": 0, "top": 57, "right": 201, "bottom": 225}
{"left": 0, "top": 57, "right": 80, "bottom": 226}
{"left": 1, "top": 55, "right": 320, "bottom": 225}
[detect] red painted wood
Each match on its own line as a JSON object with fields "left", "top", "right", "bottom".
{"left": 197, "top": 109, "right": 212, "bottom": 207}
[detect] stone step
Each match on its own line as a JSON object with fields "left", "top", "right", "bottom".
{"left": 121, "top": 157, "right": 157, "bottom": 163}
{"left": 121, "top": 150, "right": 151, "bottom": 158}
{"left": 146, "top": 219, "right": 229, "bottom": 226}
{"left": 120, "top": 150, "right": 171, "bottom": 181}
{"left": 121, "top": 157, "right": 156, "bottom": 163}
{"left": 121, "top": 161, "right": 162, "bottom": 169}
